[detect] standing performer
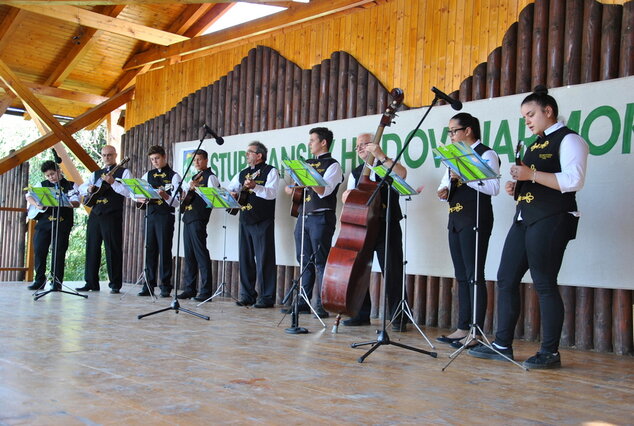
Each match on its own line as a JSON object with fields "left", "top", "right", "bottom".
{"left": 469, "top": 86, "right": 589, "bottom": 369}
{"left": 26, "top": 160, "right": 80, "bottom": 291}
{"left": 436, "top": 113, "right": 500, "bottom": 348}
{"left": 176, "top": 150, "right": 220, "bottom": 301}
{"left": 283, "top": 127, "right": 343, "bottom": 318}
{"left": 341, "top": 133, "right": 408, "bottom": 331}
{"left": 228, "top": 141, "right": 279, "bottom": 308}
{"left": 77, "top": 145, "right": 131, "bottom": 294}
{"left": 137, "top": 145, "right": 181, "bottom": 297}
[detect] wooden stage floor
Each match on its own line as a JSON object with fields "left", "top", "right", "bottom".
{"left": 0, "top": 282, "right": 632, "bottom": 425}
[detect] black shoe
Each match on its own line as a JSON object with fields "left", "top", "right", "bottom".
{"left": 450, "top": 338, "right": 479, "bottom": 349}
{"left": 110, "top": 289, "right": 120, "bottom": 294}
{"left": 436, "top": 335, "right": 465, "bottom": 345}
{"left": 468, "top": 343, "right": 514, "bottom": 361}
{"left": 138, "top": 287, "right": 155, "bottom": 296}
{"left": 51, "top": 284, "right": 62, "bottom": 291}
{"left": 523, "top": 351, "right": 561, "bottom": 369}
{"left": 194, "top": 294, "right": 212, "bottom": 302}
{"left": 314, "top": 307, "right": 330, "bottom": 318}
{"left": 27, "top": 282, "right": 44, "bottom": 291}
{"left": 176, "top": 291, "right": 196, "bottom": 299}
{"left": 280, "top": 303, "right": 311, "bottom": 314}
{"left": 160, "top": 290, "right": 172, "bottom": 298}
{"left": 342, "top": 317, "right": 371, "bottom": 326}
{"left": 76, "top": 285, "right": 99, "bottom": 292}
{"left": 236, "top": 299, "right": 254, "bottom": 307}
{"left": 254, "top": 301, "right": 274, "bottom": 308}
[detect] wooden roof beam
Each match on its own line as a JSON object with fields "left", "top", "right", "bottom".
{"left": 0, "top": 86, "right": 134, "bottom": 175}
{"left": 44, "top": 4, "right": 127, "bottom": 87}
{"left": 123, "top": 0, "right": 375, "bottom": 70}
{"left": 182, "top": 3, "right": 234, "bottom": 38}
{"left": 14, "top": 5, "right": 189, "bottom": 46}
{"left": 2, "top": 1, "right": 291, "bottom": 4}
{"left": 0, "top": 58, "right": 99, "bottom": 172}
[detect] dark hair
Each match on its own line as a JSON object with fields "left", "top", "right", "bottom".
{"left": 147, "top": 145, "right": 166, "bottom": 157}
{"left": 249, "top": 141, "right": 268, "bottom": 161}
{"left": 521, "top": 85, "right": 559, "bottom": 117}
{"left": 193, "top": 149, "right": 208, "bottom": 160}
{"left": 309, "top": 127, "right": 334, "bottom": 149}
{"left": 451, "top": 112, "right": 481, "bottom": 140}
{"left": 40, "top": 160, "right": 57, "bottom": 173}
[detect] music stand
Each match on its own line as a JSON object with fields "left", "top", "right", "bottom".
{"left": 279, "top": 157, "right": 329, "bottom": 331}
{"left": 117, "top": 178, "right": 162, "bottom": 301}
{"left": 193, "top": 186, "right": 242, "bottom": 306}
{"left": 434, "top": 142, "right": 527, "bottom": 371}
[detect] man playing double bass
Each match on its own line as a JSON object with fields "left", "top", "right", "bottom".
{"left": 77, "top": 145, "right": 131, "bottom": 294}
{"left": 341, "top": 132, "right": 408, "bottom": 331}
{"left": 283, "top": 127, "right": 343, "bottom": 318}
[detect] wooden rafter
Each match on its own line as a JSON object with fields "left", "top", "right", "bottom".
{"left": 24, "top": 82, "right": 109, "bottom": 105}
{"left": 123, "top": 0, "right": 374, "bottom": 70}
{"left": 44, "top": 4, "right": 127, "bottom": 87}
{"left": 2, "top": 1, "right": 293, "bottom": 4}
{"left": 0, "top": 58, "right": 99, "bottom": 172}
{"left": 15, "top": 5, "right": 190, "bottom": 46}
{"left": 0, "top": 86, "right": 134, "bottom": 175}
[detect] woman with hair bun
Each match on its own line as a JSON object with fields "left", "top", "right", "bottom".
{"left": 469, "top": 86, "right": 589, "bottom": 369}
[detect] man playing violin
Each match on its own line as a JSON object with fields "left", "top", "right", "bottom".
{"left": 176, "top": 149, "right": 220, "bottom": 301}
{"left": 227, "top": 141, "right": 279, "bottom": 308}
{"left": 137, "top": 145, "right": 181, "bottom": 297}
{"left": 77, "top": 145, "right": 131, "bottom": 294}
{"left": 283, "top": 127, "right": 343, "bottom": 318}
{"left": 341, "top": 133, "right": 408, "bottom": 331}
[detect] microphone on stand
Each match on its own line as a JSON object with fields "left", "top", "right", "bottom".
{"left": 201, "top": 124, "right": 225, "bottom": 145}
{"left": 51, "top": 148, "right": 63, "bottom": 164}
{"left": 431, "top": 87, "right": 463, "bottom": 111}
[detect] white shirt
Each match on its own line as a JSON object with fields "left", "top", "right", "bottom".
{"left": 545, "top": 122, "right": 589, "bottom": 193}
{"left": 315, "top": 154, "right": 344, "bottom": 198}
{"left": 227, "top": 166, "right": 279, "bottom": 200}
{"left": 437, "top": 140, "right": 501, "bottom": 198}
{"left": 140, "top": 169, "right": 182, "bottom": 206}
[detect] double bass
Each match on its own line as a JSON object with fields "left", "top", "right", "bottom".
{"left": 321, "top": 88, "right": 404, "bottom": 318}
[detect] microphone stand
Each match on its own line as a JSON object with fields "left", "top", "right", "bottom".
{"left": 351, "top": 94, "right": 445, "bottom": 362}
{"left": 138, "top": 128, "right": 211, "bottom": 321}
{"left": 278, "top": 249, "right": 318, "bottom": 334}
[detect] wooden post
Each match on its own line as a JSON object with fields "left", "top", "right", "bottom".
{"left": 531, "top": 0, "right": 549, "bottom": 88}
{"left": 612, "top": 289, "right": 633, "bottom": 355}
{"left": 575, "top": 287, "right": 594, "bottom": 350}
{"left": 546, "top": 0, "right": 566, "bottom": 88}
{"left": 472, "top": 63, "right": 487, "bottom": 100}
{"left": 580, "top": 0, "right": 602, "bottom": 83}
{"left": 600, "top": 4, "right": 622, "bottom": 80}
{"left": 619, "top": 1, "right": 634, "bottom": 77}
{"left": 593, "top": 288, "right": 613, "bottom": 352}
{"left": 559, "top": 285, "right": 576, "bottom": 347}
{"left": 516, "top": 3, "right": 534, "bottom": 93}
{"left": 563, "top": 0, "right": 583, "bottom": 85}
{"left": 412, "top": 275, "right": 426, "bottom": 325}
{"left": 486, "top": 47, "right": 502, "bottom": 99}
{"left": 524, "top": 283, "right": 540, "bottom": 341}
{"left": 501, "top": 22, "right": 518, "bottom": 96}
{"left": 438, "top": 277, "right": 453, "bottom": 329}
{"left": 425, "top": 275, "right": 439, "bottom": 327}
{"left": 328, "top": 51, "right": 339, "bottom": 122}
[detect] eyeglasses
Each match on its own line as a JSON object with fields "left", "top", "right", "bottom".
{"left": 448, "top": 127, "right": 466, "bottom": 136}
{"left": 246, "top": 150, "right": 258, "bottom": 154}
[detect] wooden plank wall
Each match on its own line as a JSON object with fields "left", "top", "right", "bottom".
{"left": 121, "top": 0, "right": 634, "bottom": 355}
{"left": 0, "top": 159, "right": 29, "bottom": 281}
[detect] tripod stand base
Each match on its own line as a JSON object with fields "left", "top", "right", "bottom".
{"left": 351, "top": 329, "right": 438, "bottom": 363}
{"left": 34, "top": 286, "right": 88, "bottom": 301}
{"left": 285, "top": 326, "right": 308, "bottom": 334}
{"left": 138, "top": 299, "right": 210, "bottom": 321}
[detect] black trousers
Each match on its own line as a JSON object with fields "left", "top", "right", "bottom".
{"left": 145, "top": 213, "right": 175, "bottom": 291}
{"left": 448, "top": 224, "right": 491, "bottom": 332}
{"left": 495, "top": 213, "right": 576, "bottom": 353}
{"left": 34, "top": 219, "right": 72, "bottom": 285}
{"left": 84, "top": 212, "right": 123, "bottom": 290}
{"left": 293, "top": 211, "right": 336, "bottom": 309}
{"left": 182, "top": 219, "right": 212, "bottom": 296}
{"left": 238, "top": 218, "right": 276, "bottom": 305}
{"left": 355, "top": 219, "right": 404, "bottom": 321}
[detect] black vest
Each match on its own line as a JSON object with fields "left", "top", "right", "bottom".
{"left": 36, "top": 178, "right": 75, "bottom": 225}
{"left": 351, "top": 161, "right": 403, "bottom": 222}
{"left": 301, "top": 153, "right": 341, "bottom": 215}
{"left": 515, "top": 126, "right": 578, "bottom": 225}
{"left": 90, "top": 166, "right": 127, "bottom": 216}
{"left": 238, "top": 163, "right": 276, "bottom": 225}
{"left": 183, "top": 168, "right": 216, "bottom": 224}
{"left": 447, "top": 143, "right": 497, "bottom": 232}
{"left": 146, "top": 165, "right": 177, "bottom": 216}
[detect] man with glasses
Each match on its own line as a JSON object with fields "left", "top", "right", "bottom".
{"left": 77, "top": 145, "right": 131, "bottom": 294}
{"left": 227, "top": 141, "right": 279, "bottom": 308}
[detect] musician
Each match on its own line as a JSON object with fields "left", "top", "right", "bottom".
{"left": 25, "top": 160, "right": 80, "bottom": 291}
{"left": 77, "top": 145, "right": 131, "bottom": 294}
{"left": 137, "top": 145, "right": 181, "bottom": 297}
{"left": 436, "top": 113, "right": 500, "bottom": 348}
{"left": 176, "top": 150, "right": 220, "bottom": 301}
{"left": 283, "top": 127, "right": 343, "bottom": 318}
{"left": 469, "top": 86, "right": 589, "bottom": 369}
{"left": 341, "top": 133, "right": 408, "bottom": 331}
{"left": 227, "top": 141, "right": 279, "bottom": 308}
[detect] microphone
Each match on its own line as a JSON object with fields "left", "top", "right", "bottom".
{"left": 201, "top": 124, "right": 225, "bottom": 145}
{"left": 51, "top": 148, "right": 62, "bottom": 164}
{"left": 431, "top": 87, "right": 462, "bottom": 111}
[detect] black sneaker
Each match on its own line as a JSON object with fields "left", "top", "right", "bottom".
{"left": 523, "top": 351, "right": 561, "bottom": 369}
{"left": 468, "top": 343, "right": 514, "bottom": 361}
{"left": 280, "top": 303, "right": 311, "bottom": 314}
{"left": 160, "top": 290, "right": 172, "bottom": 298}
{"left": 236, "top": 299, "right": 254, "bottom": 307}
{"left": 110, "top": 289, "right": 120, "bottom": 294}
{"left": 138, "top": 287, "right": 155, "bottom": 297}
{"left": 27, "top": 282, "right": 45, "bottom": 291}
{"left": 176, "top": 291, "right": 195, "bottom": 299}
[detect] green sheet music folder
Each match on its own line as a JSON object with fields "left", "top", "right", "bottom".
{"left": 195, "top": 187, "right": 241, "bottom": 209}
{"left": 370, "top": 165, "right": 418, "bottom": 196}
{"left": 433, "top": 141, "right": 499, "bottom": 183}
{"left": 282, "top": 157, "right": 327, "bottom": 187}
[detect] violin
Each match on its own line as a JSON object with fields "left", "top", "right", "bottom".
{"left": 321, "top": 88, "right": 404, "bottom": 317}
{"left": 181, "top": 170, "right": 205, "bottom": 208}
